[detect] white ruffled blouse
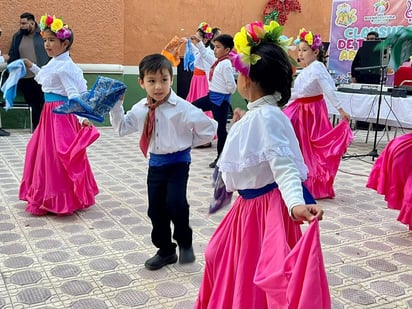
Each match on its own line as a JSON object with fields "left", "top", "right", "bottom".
{"left": 218, "top": 95, "right": 309, "bottom": 210}
{"left": 30, "top": 51, "right": 87, "bottom": 99}
{"left": 289, "top": 60, "right": 342, "bottom": 109}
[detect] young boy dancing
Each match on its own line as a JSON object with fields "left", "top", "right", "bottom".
{"left": 191, "top": 34, "right": 237, "bottom": 168}
{"left": 110, "top": 54, "right": 217, "bottom": 270}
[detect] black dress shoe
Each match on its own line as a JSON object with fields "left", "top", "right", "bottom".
{"left": 0, "top": 128, "right": 10, "bottom": 136}
{"left": 179, "top": 246, "right": 195, "bottom": 264}
{"left": 209, "top": 158, "right": 218, "bottom": 168}
{"left": 144, "top": 253, "right": 178, "bottom": 270}
{"left": 194, "top": 142, "right": 212, "bottom": 149}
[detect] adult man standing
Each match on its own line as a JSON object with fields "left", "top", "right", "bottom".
{"left": 351, "top": 31, "right": 380, "bottom": 84}
{"left": 1, "top": 24, "right": 11, "bottom": 136}
{"left": 351, "top": 31, "right": 385, "bottom": 130}
{"left": 8, "top": 12, "right": 50, "bottom": 131}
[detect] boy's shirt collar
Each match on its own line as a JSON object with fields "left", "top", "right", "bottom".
{"left": 147, "top": 89, "right": 178, "bottom": 107}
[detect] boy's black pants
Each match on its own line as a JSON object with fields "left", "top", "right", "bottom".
{"left": 147, "top": 162, "right": 192, "bottom": 256}
{"left": 192, "top": 95, "right": 229, "bottom": 157}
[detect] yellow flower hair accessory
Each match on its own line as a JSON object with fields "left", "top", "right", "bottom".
{"left": 230, "top": 21, "right": 294, "bottom": 76}
{"left": 294, "top": 28, "right": 322, "bottom": 50}
{"left": 39, "top": 14, "right": 71, "bottom": 40}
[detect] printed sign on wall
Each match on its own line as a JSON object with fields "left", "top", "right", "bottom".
{"left": 328, "top": 0, "right": 412, "bottom": 84}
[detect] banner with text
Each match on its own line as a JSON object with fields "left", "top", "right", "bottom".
{"left": 328, "top": 0, "right": 412, "bottom": 84}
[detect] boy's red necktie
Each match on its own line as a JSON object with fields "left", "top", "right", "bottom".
{"left": 139, "top": 95, "right": 168, "bottom": 157}
{"left": 209, "top": 55, "right": 230, "bottom": 81}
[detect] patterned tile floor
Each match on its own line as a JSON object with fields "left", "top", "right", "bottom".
{"left": 1, "top": 126, "right": 412, "bottom": 309}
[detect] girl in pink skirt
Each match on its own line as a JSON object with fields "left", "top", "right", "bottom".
{"left": 195, "top": 21, "right": 330, "bottom": 309}
{"left": 283, "top": 28, "right": 353, "bottom": 199}
{"left": 367, "top": 132, "right": 412, "bottom": 229}
{"left": 19, "top": 14, "right": 99, "bottom": 215}
{"left": 186, "top": 23, "right": 220, "bottom": 148}
{"left": 186, "top": 22, "right": 220, "bottom": 104}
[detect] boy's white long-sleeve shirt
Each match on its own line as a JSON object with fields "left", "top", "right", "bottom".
{"left": 195, "top": 41, "right": 237, "bottom": 95}
{"left": 110, "top": 89, "right": 218, "bottom": 155}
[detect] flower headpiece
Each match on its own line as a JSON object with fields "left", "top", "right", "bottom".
{"left": 230, "top": 21, "right": 294, "bottom": 76}
{"left": 39, "top": 14, "right": 71, "bottom": 40}
{"left": 294, "top": 28, "right": 322, "bottom": 50}
{"left": 198, "top": 22, "right": 213, "bottom": 40}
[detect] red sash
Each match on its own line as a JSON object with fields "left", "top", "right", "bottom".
{"left": 194, "top": 68, "right": 206, "bottom": 76}
{"left": 296, "top": 94, "right": 324, "bottom": 104}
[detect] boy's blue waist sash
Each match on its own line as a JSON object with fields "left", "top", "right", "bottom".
{"left": 209, "top": 91, "right": 231, "bottom": 106}
{"left": 149, "top": 148, "right": 191, "bottom": 167}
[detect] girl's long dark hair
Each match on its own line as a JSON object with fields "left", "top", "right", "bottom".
{"left": 249, "top": 42, "right": 293, "bottom": 106}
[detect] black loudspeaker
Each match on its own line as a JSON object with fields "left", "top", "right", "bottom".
{"left": 354, "top": 40, "right": 390, "bottom": 84}
{"left": 177, "top": 57, "right": 193, "bottom": 99}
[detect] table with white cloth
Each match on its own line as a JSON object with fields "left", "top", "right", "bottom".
{"left": 325, "top": 91, "right": 412, "bottom": 129}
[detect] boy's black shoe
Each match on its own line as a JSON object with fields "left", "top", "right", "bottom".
{"left": 144, "top": 253, "right": 178, "bottom": 270}
{"left": 194, "top": 142, "right": 212, "bottom": 149}
{"left": 179, "top": 246, "right": 195, "bottom": 264}
{"left": 0, "top": 128, "right": 10, "bottom": 136}
{"left": 209, "top": 158, "right": 218, "bottom": 168}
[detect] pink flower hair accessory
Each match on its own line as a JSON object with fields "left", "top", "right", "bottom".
{"left": 56, "top": 27, "right": 71, "bottom": 40}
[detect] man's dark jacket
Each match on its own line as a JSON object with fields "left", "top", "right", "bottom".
{"left": 8, "top": 27, "right": 50, "bottom": 66}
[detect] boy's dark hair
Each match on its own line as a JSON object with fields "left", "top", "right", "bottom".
{"left": 213, "top": 34, "right": 234, "bottom": 50}
{"left": 249, "top": 42, "right": 293, "bottom": 106}
{"left": 138, "top": 54, "right": 173, "bottom": 80}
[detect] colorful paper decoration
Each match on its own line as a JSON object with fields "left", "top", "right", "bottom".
{"left": 263, "top": 0, "right": 302, "bottom": 25}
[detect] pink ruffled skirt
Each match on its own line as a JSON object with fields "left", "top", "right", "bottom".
{"left": 195, "top": 188, "right": 331, "bottom": 309}
{"left": 283, "top": 96, "right": 353, "bottom": 199}
{"left": 19, "top": 101, "right": 100, "bottom": 215}
{"left": 367, "top": 132, "right": 412, "bottom": 229}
